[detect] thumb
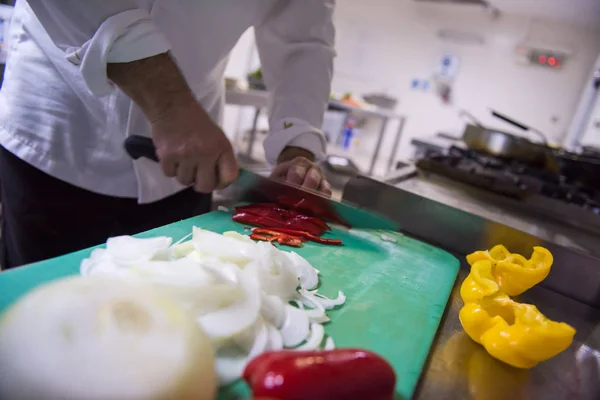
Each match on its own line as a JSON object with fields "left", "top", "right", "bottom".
{"left": 216, "top": 148, "right": 239, "bottom": 190}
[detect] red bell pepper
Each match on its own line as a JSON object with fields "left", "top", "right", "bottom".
{"left": 275, "top": 196, "right": 351, "bottom": 228}
{"left": 259, "top": 227, "right": 342, "bottom": 246}
{"left": 232, "top": 212, "right": 286, "bottom": 229}
{"left": 249, "top": 229, "right": 304, "bottom": 248}
{"left": 233, "top": 210, "right": 325, "bottom": 237}
{"left": 243, "top": 349, "right": 396, "bottom": 400}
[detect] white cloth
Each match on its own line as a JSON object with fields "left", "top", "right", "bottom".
{"left": 0, "top": 0, "right": 334, "bottom": 203}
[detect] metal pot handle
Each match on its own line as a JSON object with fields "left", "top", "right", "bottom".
{"left": 491, "top": 110, "right": 548, "bottom": 145}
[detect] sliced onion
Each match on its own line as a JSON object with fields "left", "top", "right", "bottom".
{"left": 284, "top": 251, "right": 319, "bottom": 290}
{"left": 223, "top": 231, "right": 254, "bottom": 243}
{"left": 306, "top": 290, "right": 347, "bottom": 310}
{"left": 198, "top": 267, "right": 261, "bottom": 342}
{"left": 214, "top": 320, "right": 269, "bottom": 386}
{"left": 259, "top": 294, "right": 286, "bottom": 328}
{"left": 170, "top": 240, "right": 195, "bottom": 259}
{"left": 106, "top": 236, "right": 172, "bottom": 264}
{"left": 0, "top": 276, "right": 217, "bottom": 400}
{"left": 248, "top": 242, "right": 299, "bottom": 301}
{"left": 265, "top": 323, "right": 284, "bottom": 351}
{"left": 280, "top": 304, "right": 310, "bottom": 347}
{"left": 192, "top": 227, "right": 257, "bottom": 267}
{"left": 324, "top": 336, "right": 336, "bottom": 350}
{"left": 295, "top": 323, "right": 325, "bottom": 351}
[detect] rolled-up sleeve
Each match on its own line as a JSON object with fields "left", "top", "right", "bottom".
{"left": 26, "top": 0, "right": 171, "bottom": 96}
{"left": 254, "top": 0, "right": 335, "bottom": 164}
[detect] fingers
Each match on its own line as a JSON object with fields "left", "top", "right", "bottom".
{"left": 271, "top": 156, "right": 332, "bottom": 195}
{"left": 270, "top": 159, "right": 294, "bottom": 180}
{"left": 159, "top": 156, "right": 178, "bottom": 178}
{"left": 319, "top": 179, "right": 333, "bottom": 197}
{"left": 300, "top": 166, "right": 322, "bottom": 190}
{"left": 216, "top": 147, "right": 239, "bottom": 190}
{"left": 193, "top": 164, "right": 217, "bottom": 193}
{"left": 281, "top": 157, "right": 313, "bottom": 186}
{"left": 175, "top": 161, "right": 197, "bottom": 186}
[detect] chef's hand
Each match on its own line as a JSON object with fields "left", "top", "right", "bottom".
{"left": 271, "top": 147, "right": 332, "bottom": 196}
{"left": 151, "top": 99, "right": 239, "bottom": 193}
{"left": 107, "top": 53, "right": 238, "bottom": 193}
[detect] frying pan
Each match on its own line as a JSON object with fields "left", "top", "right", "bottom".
{"left": 461, "top": 110, "right": 600, "bottom": 189}
{"left": 461, "top": 109, "right": 552, "bottom": 166}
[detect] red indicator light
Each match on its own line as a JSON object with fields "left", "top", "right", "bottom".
{"left": 548, "top": 57, "right": 557, "bottom": 66}
{"left": 538, "top": 55, "right": 547, "bottom": 64}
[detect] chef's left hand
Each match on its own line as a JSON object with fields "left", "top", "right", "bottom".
{"left": 271, "top": 147, "right": 332, "bottom": 196}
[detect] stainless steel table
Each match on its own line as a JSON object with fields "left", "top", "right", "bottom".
{"left": 417, "top": 267, "right": 600, "bottom": 400}
{"left": 225, "top": 88, "right": 406, "bottom": 176}
{"left": 343, "top": 176, "right": 600, "bottom": 399}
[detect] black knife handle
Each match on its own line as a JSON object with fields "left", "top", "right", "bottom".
{"left": 124, "top": 135, "right": 159, "bottom": 162}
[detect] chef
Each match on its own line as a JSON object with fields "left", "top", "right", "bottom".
{"left": 0, "top": 0, "right": 335, "bottom": 269}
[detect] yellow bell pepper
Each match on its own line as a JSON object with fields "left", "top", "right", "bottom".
{"left": 460, "top": 260, "right": 499, "bottom": 303}
{"left": 465, "top": 245, "right": 553, "bottom": 296}
{"left": 459, "top": 294, "right": 575, "bottom": 369}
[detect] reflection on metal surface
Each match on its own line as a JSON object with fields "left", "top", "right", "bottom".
{"left": 343, "top": 176, "right": 600, "bottom": 307}
{"left": 218, "top": 170, "right": 398, "bottom": 231}
{"left": 417, "top": 269, "right": 600, "bottom": 400}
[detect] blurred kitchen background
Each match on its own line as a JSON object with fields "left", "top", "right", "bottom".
{"left": 1, "top": 0, "right": 600, "bottom": 254}
{"left": 217, "top": 0, "right": 600, "bottom": 179}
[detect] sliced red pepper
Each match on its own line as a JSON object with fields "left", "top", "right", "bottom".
{"left": 251, "top": 228, "right": 307, "bottom": 242}
{"left": 249, "top": 228, "right": 303, "bottom": 248}
{"left": 262, "top": 227, "right": 342, "bottom": 246}
{"left": 249, "top": 233, "right": 278, "bottom": 242}
{"left": 276, "top": 236, "right": 303, "bottom": 247}
{"left": 276, "top": 195, "right": 351, "bottom": 228}
{"left": 232, "top": 212, "right": 286, "bottom": 229}
{"left": 243, "top": 349, "right": 396, "bottom": 400}
{"left": 283, "top": 218, "right": 324, "bottom": 237}
{"left": 236, "top": 204, "right": 331, "bottom": 232}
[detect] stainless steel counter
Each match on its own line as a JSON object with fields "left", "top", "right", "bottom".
{"left": 417, "top": 267, "right": 600, "bottom": 400}
{"left": 343, "top": 175, "right": 600, "bottom": 399}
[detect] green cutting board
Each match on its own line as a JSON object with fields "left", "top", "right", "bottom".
{"left": 0, "top": 211, "right": 459, "bottom": 399}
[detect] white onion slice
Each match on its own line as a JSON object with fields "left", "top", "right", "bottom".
{"left": 170, "top": 240, "right": 195, "bottom": 259}
{"left": 198, "top": 267, "right": 261, "bottom": 342}
{"left": 324, "top": 336, "right": 336, "bottom": 350}
{"left": 192, "top": 227, "right": 256, "bottom": 267}
{"left": 248, "top": 242, "right": 299, "bottom": 301}
{"left": 306, "top": 290, "right": 347, "bottom": 310}
{"left": 284, "top": 251, "right": 319, "bottom": 290}
{"left": 0, "top": 276, "right": 217, "bottom": 400}
{"left": 265, "top": 323, "right": 284, "bottom": 351}
{"left": 214, "top": 320, "right": 269, "bottom": 386}
{"left": 295, "top": 323, "right": 325, "bottom": 351}
{"left": 259, "top": 294, "right": 286, "bottom": 328}
{"left": 280, "top": 305, "right": 310, "bottom": 347}
{"left": 106, "top": 236, "right": 172, "bottom": 264}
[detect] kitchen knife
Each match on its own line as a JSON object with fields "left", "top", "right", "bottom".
{"left": 124, "top": 135, "right": 399, "bottom": 230}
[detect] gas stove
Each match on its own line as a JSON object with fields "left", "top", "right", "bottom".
{"left": 416, "top": 147, "right": 600, "bottom": 233}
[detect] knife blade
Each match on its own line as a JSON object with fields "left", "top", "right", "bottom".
{"left": 124, "top": 135, "right": 398, "bottom": 230}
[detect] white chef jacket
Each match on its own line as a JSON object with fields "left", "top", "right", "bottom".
{"left": 0, "top": 0, "right": 334, "bottom": 203}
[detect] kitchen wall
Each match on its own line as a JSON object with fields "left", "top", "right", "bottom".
{"left": 223, "top": 0, "right": 600, "bottom": 175}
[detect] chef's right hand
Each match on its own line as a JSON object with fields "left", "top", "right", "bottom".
{"left": 150, "top": 98, "right": 239, "bottom": 193}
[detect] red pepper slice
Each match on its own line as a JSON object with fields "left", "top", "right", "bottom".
{"left": 251, "top": 228, "right": 307, "bottom": 242}
{"left": 276, "top": 195, "right": 352, "bottom": 228}
{"left": 249, "top": 233, "right": 278, "bottom": 242}
{"left": 236, "top": 204, "right": 330, "bottom": 234}
{"left": 249, "top": 228, "right": 303, "bottom": 248}
{"left": 233, "top": 211, "right": 325, "bottom": 237}
{"left": 261, "top": 227, "right": 342, "bottom": 246}
{"left": 232, "top": 212, "right": 286, "bottom": 229}
{"left": 243, "top": 349, "right": 396, "bottom": 400}
{"left": 276, "top": 236, "right": 303, "bottom": 247}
